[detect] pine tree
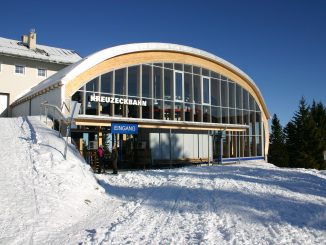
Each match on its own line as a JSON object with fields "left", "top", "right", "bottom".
{"left": 269, "top": 114, "right": 289, "bottom": 167}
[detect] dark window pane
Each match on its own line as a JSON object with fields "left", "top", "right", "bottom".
{"left": 249, "top": 94, "right": 255, "bottom": 110}
{"left": 211, "top": 72, "right": 220, "bottom": 79}
{"left": 255, "top": 100, "right": 260, "bottom": 112}
{"left": 164, "top": 101, "right": 172, "bottom": 120}
{"left": 142, "top": 65, "right": 152, "bottom": 98}
{"left": 193, "top": 66, "right": 200, "bottom": 75}
{"left": 164, "top": 63, "right": 173, "bottom": 69}
{"left": 184, "top": 65, "right": 192, "bottom": 73}
{"left": 229, "top": 82, "right": 235, "bottom": 108}
{"left": 164, "top": 69, "right": 173, "bottom": 100}
{"left": 154, "top": 63, "right": 162, "bottom": 67}
{"left": 175, "top": 102, "right": 183, "bottom": 121}
{"left": 221, "top": 80, "right": 228, "bottom": 107}
{"left": 203, "top": 105, "right": 210, "bottom": 122}
{"left": 211, "top": 78, "right": 220, "bottom": 106}
{"left": 86, "top": 77, "right": 99, "bottom": 92}
{"left": 243, "top": 89, "right": 249, "bottom": 110}
{"left": 203, "top": 77, "right": 210, "bottom": 104}
{"left": 175, "top": 72, "right": 183, "bottom": 101}
{"left": 236, "top": 84, "right": 243, "bottom": 109}
{"left": 229, "top": 109, "right": 236, "bottom": 124}
{"left": 128, "top": 66, "right": 139, "bottom": 97}
{"left": 128, "top": 104, "right": 138, "bottom": 118}
{"left": 72, "top": 91, "right": 84, "bottom": 114}
{"left": 154, "top": 67, "right": 162, "bottom": 99}
{"left": 86, "top": 92, "right": 98, "bottom": 115}
{"left": 255, "top": 112, "right": 261, "bottom": 135}
{"left": 193, "top": 75, "right": 201, "bottom": 104}
{"left": 115, "top": 68, "right": 126, "bottom": 95}
{"left": 101, "top": 72, "right": 113, "bottom": 94}
{"left": 211, "top": 106, "right": 221, "bottom": 123}
{"left": 237, "top": 109, "right": 243, "bottom": 124}
{"left": 142, "top": 99, "right": 152, "bottom": 119}
{"left": 174, "top": 63, "right": 183, "bottom": 71}
{"left": 114, "top": 96, "right": 124, "bottom": 116}
{"left": 154, "top": 100, "right": 163, "bottom": 119}
{"left": 101, "top": 101, "right": 112, "bottom": 116}
{"left": 185, "top": 103, "right": 193, "bottom": 121}
{"left": 184, "top": 73, "right": 192, "bottom": 103}
{"left": 250, "top": 111, "right": 256, "bottom": 135}
{"left": 222, "top": 108, "right": 228, "bottom": 124}
{"left": 194, "top": 104, "right": 202, "bottom": 122}
{"left": 221, "top": 75, "right": 227, "bottom": 81}
{"left": 202, "top": 68, "right": 209, "bottom": 76}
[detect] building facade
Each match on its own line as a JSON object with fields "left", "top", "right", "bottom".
{"left": 11, "top": 43, "right": 270, "bottom": 167}
{"left": 0, "top": 31, "right": 81, "bottom": 116}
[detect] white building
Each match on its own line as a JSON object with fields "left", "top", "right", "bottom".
{"left": 0, "top": 30, "right": 81, "bottom": 116}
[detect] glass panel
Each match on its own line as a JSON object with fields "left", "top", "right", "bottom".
{"left": 127, "top": 104, "right": 138, "bottom": 118}
{"left": 115, "top": 68, "right": 126, "bottom": 95}
{"left": 101, "top": 72, "right": 113, "bottom": 94}
{"left": 184, "top": 73, "right": 192, "bottom": 103}
{"left": 249, "top": 94, "right": 255, "bottom": 110}
{"left": 100, "top": 101, "right": 112, "bottom": 116}
{"left": 193, "top": 75, "right": 201, "bottom": 104}
{"left": 174, "top": 63, "right": 183, "bottom": 71}
{"left": 223, "top": 132, "right": 230, "bottom": 158}
{"left": 211, "top": 78, "right": 220, "bottom": 106}
{"left": 174, "top": 102, "right": 183, "bottom": 121}
{"left": 243, "top": 89, "right": 249, "bottom": 110}
{"left": 230, "top": 132, "right": 237, "bottom": 158}
{"left": 229, "top": 82, "right": 235, "bottom": 108}
{"left": 153, "top": 67, "right": 162, "bottom": 99}
{"left": 255, "top": 100, "right": 260, "bottom": 112}
{"left": 229, "top": 108, "right": 236, "bottom": 124}
{"left": 114, "top": 97, "right": 124, "bottom": 117}
{"left": 236, "top": 84, "right": 243, "bottom": 109}
{"left": 221, "top": 75, "right": 227, "bottom": 81}
{"left": 185, "top": 103, "right": 193, "bottom": 121}
{"left": 222, "top": 108, "right": 229, "bottom": 124}
{"left": 193, "top": 66, "right": 200, "bottom": 75}
{"left": 184, "top": 64, "right": 192, "bottom": 73}
{"left": 142, "top": 65, "right": 152, "bottom": 98}
{"left": 211, "top": 72, "right": 220, "bottom": 79}
{"left": 221, "top": 80, "right": 228, "bottom": 107}
{"left": 243, "top": 110, "right": 250, "bottom": 126}
{"left": 250, "top": 135, "right": 257, "bottom": 156}
{"left": 164, "top": 101, "right": 173, "bottom": 120}
{"left": 202, "top": 68, "right": 209, "bottom": 76}
{"left": 211, "top": 106, "right": 221, "bottom": 123}
{"left": 203, "top": 77, "right": 210, "bottom": 104}
{"left": 255, "top": 112, "right": 261, "bottom": 135}
{"left": 256, "top": 136, "right": 262, "bottom": 156}
{"left": 164, "top": 69, "right": 173, "bottom": 100}
{"left": 250, "top": 111, "right": 256, "bottom": 135}
{"left": 72, "top": 91, "right": 84, "bottom": 114}
{"left": 244, "top": 135, "right": 250, "bottom": 157}
{"left": 175, "top": 72, "right": 183, "bottom": 101}
{"left": 86, "top": 92, "right": 98, "bottom": 115}
{"left": 142, "top": 99, "right": 152, "bottom": 119}
{"left": 128, "top": 66, "right": 139, "bottom": 97}
{"left": 154, "top": 100, "right": 163, "bottom": 119}
{"left": 203, "top": 105, "right": 210, "bottom": 122}
{"left": 86, "top": 77, "right": 98, "bottom": 92}
{"left": 237, "top": 109, "right": 243, "bottom": 124}
{"left": 164, "top": 63, "right": 173, "bottom": 69}
{"left": 194, "top": 104, "right": 202, "bottom": 122}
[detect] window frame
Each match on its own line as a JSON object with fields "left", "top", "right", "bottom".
{"left": 174, "top": 70, "right": 184, "bottom": 102}
{"left": 15, "top": 64, "right": 25, "bottom": 75}
{"left": 37, "top": 68, "right": 47, "bottom": 78}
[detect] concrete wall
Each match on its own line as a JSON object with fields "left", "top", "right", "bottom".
{"left": 0, "top": 55, "right": 65, "bottom": 105}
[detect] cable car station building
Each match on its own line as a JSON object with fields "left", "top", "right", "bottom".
{"left": 11, "top": 43, "right": 270, "bottom": 167}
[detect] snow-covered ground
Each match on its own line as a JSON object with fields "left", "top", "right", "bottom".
{"left": 0, "top": 117, "right": 325, "bottom": 244}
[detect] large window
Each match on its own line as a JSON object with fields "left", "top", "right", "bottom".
{"left": 72, "top": 62, "right": 265, "bottom": 159}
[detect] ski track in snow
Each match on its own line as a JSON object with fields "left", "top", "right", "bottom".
{"left": 1, "top": 117, "right": 326, "bottom": 245}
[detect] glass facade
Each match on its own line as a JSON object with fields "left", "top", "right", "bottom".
{"left": 73, "top": 62, "right": 264, "bottom": 158}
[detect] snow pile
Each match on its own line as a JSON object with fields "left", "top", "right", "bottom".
{"left": 0, "top": 116, "right": 326, "bottom": 244}
{"left": 0, "top": 117, "right": 104, "bottom": 244}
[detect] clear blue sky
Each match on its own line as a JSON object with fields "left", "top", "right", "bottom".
{"left": 1, "top": 0, "right": 325, "bottom": 126}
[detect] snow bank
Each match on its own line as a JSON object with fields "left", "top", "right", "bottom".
{"left": 0, "top": 117, "right": 104, "bottom": 244}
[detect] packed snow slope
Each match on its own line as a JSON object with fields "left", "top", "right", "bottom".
{"left": 0, "top": 117, "right": 326, "bottom": 245}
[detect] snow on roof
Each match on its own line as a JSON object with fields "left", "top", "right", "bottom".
{"left": 0, "top": 37, "right": 81, "bottom": 64}
{"left": 13, "top": 43, "right": 269, "bottom": 117}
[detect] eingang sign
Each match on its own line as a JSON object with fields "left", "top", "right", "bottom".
{"left": 90, "top": 95, "right": 147, "bottom": 106}
{"left": 111, "top": 123, "right": 138, "bottom": 135}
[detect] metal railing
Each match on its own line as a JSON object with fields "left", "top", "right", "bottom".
{"left": 40, "top": 101, "right": 74, "bottom": 159}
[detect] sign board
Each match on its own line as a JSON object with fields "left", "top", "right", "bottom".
{"left": 111, "top": 123, "right": 138, "bottom": 135}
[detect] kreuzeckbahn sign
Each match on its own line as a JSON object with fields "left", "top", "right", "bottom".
{"left": 111, "top": 123, "right": 138, "bottom": 135}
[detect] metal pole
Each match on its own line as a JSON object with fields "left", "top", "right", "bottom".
{"left": 207, "top": 130, "right": 210, "bottom": 166}
{"left": 169, "top": 128, "right": 172, "bottom": 168}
